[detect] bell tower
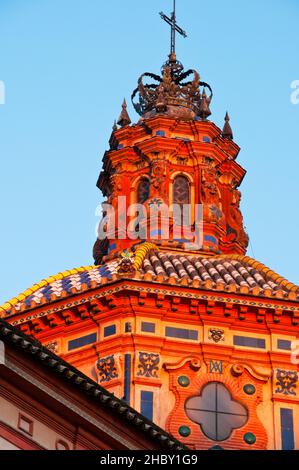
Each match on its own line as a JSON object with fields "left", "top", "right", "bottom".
{"left": 94, "top": 11, "right": 248, "bottom": 263}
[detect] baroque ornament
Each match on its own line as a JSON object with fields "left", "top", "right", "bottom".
{"left": 208, "top": 328, "right": 225, "bottom": 343}
{"left": 97, "top": 355, "right": 118, "bottom": 383}
{"left": 137, "top": 352, "right": 160, "bottom": 378}
{"left": 118, "top": 250, "right": 135, "bottom": 274}
{"left": 131, "top": 55, "right": 213, "bottom": 121}
{"left": 275, "top": 369, "right": 298, "bottom": 396}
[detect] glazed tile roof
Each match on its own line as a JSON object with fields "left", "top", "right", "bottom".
{"left": 1, "top": 243, "right": 299, "bottom": 317}
{"left": 0, "top": 261, "right": 119, "bottom": 315}
{"left": 0, "top": 319, "right": 186, "bottom": 451}
{"left": 142, "top": 252, "right": 289, "bottom": 292}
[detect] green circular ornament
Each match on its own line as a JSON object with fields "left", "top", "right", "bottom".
{"left": 243, "top": 384, "right": 256, "bottom": 395}
{"left": 178, "top": 375, "right": 190, "bottom": 387}
{"left": 244, "top": 432, "right": 256, "bottom": 445}
{"left": 179, "top": 426, "right": 191, "bottom": 438}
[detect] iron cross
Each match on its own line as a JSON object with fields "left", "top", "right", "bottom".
{"left": 160, "top": 0, "right": 187, "bottom": 56}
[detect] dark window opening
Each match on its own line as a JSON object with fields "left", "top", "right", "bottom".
{"left": 104, "top": 324, "right": 116, "bottom": 337}
{"left": 141, "top": 391, "right": 153, "bottom": 421}
{"left": 141, "top": 322, "right": 156, "bottom": 333}
{"left": 165, "top": 326, "right": 198, "bottom": 341}
{"left": 137, "top": 178, "right": 150, "bottom": 204}
{"left": 233, "top": 335, "right": 266, "bottom": 349}
{"left": 173, "top": 175, "right": 191, "bottom": 229}
{"left": 277, "top": 339, "right": 292, "bottom": 351}
{"left": 280, "top": 408, "right": 294, "bottom": 450}
{"left": 124, "top": 354, "right": 131, "bottom": 404}
{"left": 68, "top": 332, "right": 97, "bottom": 351}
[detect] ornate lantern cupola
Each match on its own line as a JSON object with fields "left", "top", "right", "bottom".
{"left": 94, "top": 2, "right": 248, "bottom": 264}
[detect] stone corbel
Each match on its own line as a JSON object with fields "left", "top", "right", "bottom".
{"left": 238, "top": 305, "right": 248, "bottom": 321}
{"left": 224, "top": 302, "right": 233, "bottom": 317}
{"left": 61, "top": 310, "right": 76, "bottom": 325}
{"left": 89, "top": 300, "right": 101, "bottom": 315}
{"left": 257, "top": 308, "right": 266, "bottom": 323}
{"left": 156, "top": 294, "right": 165, "bottom": 308}
{"left": 106, "top": 295, "right": 117, "bottom": 309}
{"left": 273, "top": 309, "right": 282, "bottom": 323}
{"left": 138, "top": 292, "right": 147, "bottom": 306}
{"left": 171, "top": 297, "right": 180, "bottom": 312}
{"left": 78, "top": 305, "right": 89, "bottom": 320}
{"left": 206, "top": 301, "right": 215, "bottom": 315}
{"left": 31, "top": 319, "right": 44, "bottom": 334}
{"left": 190, "top": 300, "right": 198, "bottom": 315}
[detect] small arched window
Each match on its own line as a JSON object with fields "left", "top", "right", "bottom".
{"left": 173, "top": 175, "right": 190, "bottom": 206}
{"left": 137, "top": 178, "right": 150, "bottom": 204}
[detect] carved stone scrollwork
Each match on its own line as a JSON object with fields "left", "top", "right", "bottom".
{"left": 150, "top": 159, "right": 166, "bottom": 200}
{"left": 110, "top": 174, "right": 123, "bottom": 203}
{"left": 227, "top": 189, "right": 249, "bottom": 248}
{"left": 97, "top": 355, "right": 118, "bottom": 383}
{"left": 137, "top": 352, "right": 160, "bottom": 378}
{"left": 231, "top": 364, "right": 244, "bottom": 377}
{"left": 201, "top": 168, "right": 224, "bottom": 226}
{"left": 275, "top": 369, "right": 298, "bottom": 396}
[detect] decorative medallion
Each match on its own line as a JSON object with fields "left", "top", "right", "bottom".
{"left": 275, "top": 369, "right": 298, "bottom": 396}
{"left": 178, "top": 426, "right": 191, "bottom": 438}
{"left": 243, "top": 384, "right": 256, "bottom": 395}
{"left": 208, "top": 328, "right": 225, "bottom": 343}
{"left": 178, "top": 376, "right": 190, "bottom": 387}
{"left": 97, "top": 355, "right": 118, "bottom": 383}
{"left": 243, "top": 432, "right": 256, "bottom": 445}
{"left": 137, "top": 352, "right": 160, "bottom": 378}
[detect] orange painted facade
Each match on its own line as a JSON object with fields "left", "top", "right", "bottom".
{"left": 1, "top": 39, "right": 299, "bottom": 451}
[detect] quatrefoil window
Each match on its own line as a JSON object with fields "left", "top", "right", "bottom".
{"left": 185, "top": 382, "right": 248, "bottom": 441}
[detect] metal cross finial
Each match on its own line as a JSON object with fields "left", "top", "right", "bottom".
{"left": 160, "top": 0, "right": 187, "bottom": 59}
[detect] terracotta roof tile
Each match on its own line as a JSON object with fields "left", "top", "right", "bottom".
{"left": 141, "top": 252, "right": 293, "bottom": 295}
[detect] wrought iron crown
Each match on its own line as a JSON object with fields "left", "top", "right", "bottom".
{"left": 131, "top": 55, "right": 213, "bottom": 121}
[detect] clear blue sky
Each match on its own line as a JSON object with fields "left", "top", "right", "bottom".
{"left": 0, "top": 0, "right": 298, "bottom": 304}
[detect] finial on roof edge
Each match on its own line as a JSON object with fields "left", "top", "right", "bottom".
{"left": 117, "top": 99, "right": 131, "bottom": 127}
{"left": 222, "top": 111, "right": 233, "bottom": 140}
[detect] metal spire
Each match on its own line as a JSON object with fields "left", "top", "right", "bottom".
{"left": 160, "top": 0, "right": 187, "bottom": 59}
